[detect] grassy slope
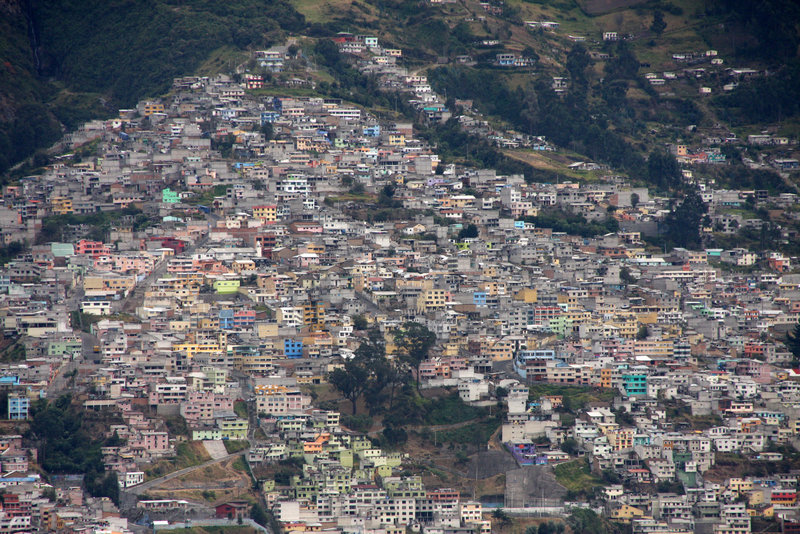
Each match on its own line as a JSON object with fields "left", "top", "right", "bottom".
{"left": 554, "top": 458, "right": 604, "bottom": 494}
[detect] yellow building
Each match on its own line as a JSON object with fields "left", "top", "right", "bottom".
{"left": 610, "top": 504, "right": 646, "bottom": 523}
{"left": 606, "top": 428, "right": 634, "bottom": 451}
{"left": 481, "top": 338, "right": 514, "bottom": 361}
{"left": 83, "top": 274, "right": 137, "bottom": 293}
{"left": 143, "top": 102, "right": 164, "bottom": 116}
{"left": 173, "top": 341, "right": 222, "bottom": 360}
{"left": 416, "top": 289, "right": 448, "bottom": 312}
{"left": 513, "top": 288, "right": 538, "bottom": 303}
{"left": 599, "top": 368, "right": 615, "bottom": 389}
{"left": 50, "top": 196, "right": 74, "bottom": 215}
{"left": 728, "top": 478, "right": 754, "bottom": 494}
{"left": 302, "top": 301, "right": 326, "bottom": 328}
{"left": 213, "top": 279, "right": 240, "bottom": 294}
{"left": 253, "top": 205, "right": 278, "bottom": 222}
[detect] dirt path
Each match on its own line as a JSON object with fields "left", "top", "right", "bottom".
{"left": 125, "top": 449, "right": 248, "bottom": 495}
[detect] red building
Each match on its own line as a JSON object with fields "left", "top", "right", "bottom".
{"left": 215, "top": 501, "right": 249, "bottom": 520}
{"left": 75, "top": 240, "right": 111, "bottom": 258}
{"left": 148, "top": 236, "right": 187, "bottom": 253}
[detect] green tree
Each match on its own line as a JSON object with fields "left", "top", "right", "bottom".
{"left": 620, "top": 266, "right": 637, "bottom": 285}
{"left": 329, "top": 359, "right": 370, "bottom": 415}
{"left": 650, "top": 9, "right": 667, "bottom": 35}
{"left": 394, "top": 322, "right": 437, "bottom": 391}
{"left": 637, "top": 325, "right": 650, "bottom": 340}
{"left": 330, "top": 327, "right": 408, "bottom": 415}
{"left": 665, "top": 189, "right": 708, "bottom": 249}
{"left": 567, "top": 508, "right": 610, "bottom": 534}
{"left": 252, "top": 501, "right": 282, "bottom": 533}
{"left": 522, "top": 46, "right": 539, "bottom": 61}
{"left": 604, "top": 41, "right": 640, "bottom": 82}
{"left": 458, "top": 224, "right": 479, "bottom": 240}
{"left": 352, "top": 314, "right": 368, "bottom": 331}
{"left": 492, "top": 508, "right": 511, "bottom": 526}
{"left": 647, "top": 149, "right": 681, "bottom": 190}
{"left": 261, "top": 122, "right": 274, "bottom": 141}
{"left": 381, "top": 424, "right": 408, "bottom": 446}
{"left": 378, "top": 184, "right": 398, "bottom": 208}
{"left": 786, "top": 322, "right": 800, "bottom": 363}
{"left": 560, "top": 438, "right": 579, "bottom": 455}
{"left": 566, "top": 44, "right": 592, "bottom": 88}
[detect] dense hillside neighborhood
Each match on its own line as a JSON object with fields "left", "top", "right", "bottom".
{"left": 1, "top": 3, "right": 800, "bottom": 533}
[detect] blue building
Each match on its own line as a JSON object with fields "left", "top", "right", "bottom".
{"left": 8, "top": 394, "right": 29, "bottom": 420}
{"left": 363, "top": 125, "right": 381, "bottom": 137}
{"left": 219, "top": 309, "right": 234, "bottom": 330}
{"left": 261, "top": 111, "right": 280, "bottom": 124}
{"left": 622, "top": 374, "right": 647, "bottom": 396}
{"left": 284, "top": 339, "right": 303, "bottom": 359}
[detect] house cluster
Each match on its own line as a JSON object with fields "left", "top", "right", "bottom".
{"left": 0, "top": 434, "right": 134, "bottom": 533}
{"left": 331, "top": 36, "right": 453, "bottom": 124}
{"left": 244, "top": 388, "right": 492, "bottom": 534}
{"left": 643, "top": 49, "right": 779, "bottom": 98}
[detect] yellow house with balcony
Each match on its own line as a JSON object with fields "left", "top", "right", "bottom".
{"left": 610, "top": 504, "right": 646, "bottom": 523}
{"left": 50, "top": 196, "right": 74, "bottom": 215}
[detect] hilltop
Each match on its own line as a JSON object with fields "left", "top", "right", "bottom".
{"left": 1, "top": 0, "right": 798, "bottom": 181}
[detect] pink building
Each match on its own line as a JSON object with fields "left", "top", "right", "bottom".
{"left": 180, "top": 392, "right": 234, "bottom": 424}
{"left": 129, "top": 431, "right": 169, "bottom": 453}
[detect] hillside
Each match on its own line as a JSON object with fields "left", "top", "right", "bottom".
{"left": 0, "top": 0, "right": 305, "bottom": 176}
{"left": 1, "top": 0, "right": 798, "bottom": 180}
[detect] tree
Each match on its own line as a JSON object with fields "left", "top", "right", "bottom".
{"left": 537, "top": 522, "right": 565, "bottom": 534}
{"left": 637, "top": 325, "right": 650, "bottom": 340}
{"left": 786, "top": 321, "right": 800, "bottom": 362}
{"left": 42, "top": 487, "right": 57, "bottom": 502}
{"left": 566, "top": 44, "right": 592, "bottom": 89}
{"left": 331, "top": 327, "right": 411, "bottom": 414}
{"left": 602, "top": 469, "right": 621, "bottom": 484}
{"left": 560, "top": 438, "right": 579, "bottom": 455}
{"left": 492, "top": 508, "right": 511, "bottom": 527}
{"left": 329, "top": 360, "right": 370, "bottom": 415}
{"left": 251, "top": 502, "right": 275, "bottom": 531}
{"left": 381, "top": 424, "right": 408, "bottom": 446}
{"left": 665, "top": 189, "right": 708, "bottom": 249}
{"left": 567, "top": 509, "right": 610, "bottom": 534}
{"left": 458, "top": 224, "right": 479, "bottom": 240}
{"left": 378, "top": 184, "right": 398, "bottom": 208}
{"left": 261, "top": 122, "right": 274, "bottom": 141}
{"left": 620, "top": 266, "right": 637, "bottom": 285}
{"left": 604, "top": 41, "right": 640, "bottom": 82}
{"left": 522, "top": 46, "right": 539, "bottom": 61}
{"left": 650, "top": 9, "right": 667, "bottom": 35}
{"left": 352, "top": 314, "right": 368, "bottom": 331}
{"left": 630, "top": 192, "right": 640, "bottom": 208}
{"left": 99, "top": 472, "right": 120, "bottom": 505}
{"left": 394, "top": 322, "right": 437, "bottom": 391}
{"left": 647, "top": 149, "right": 681, "bottom": 190}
